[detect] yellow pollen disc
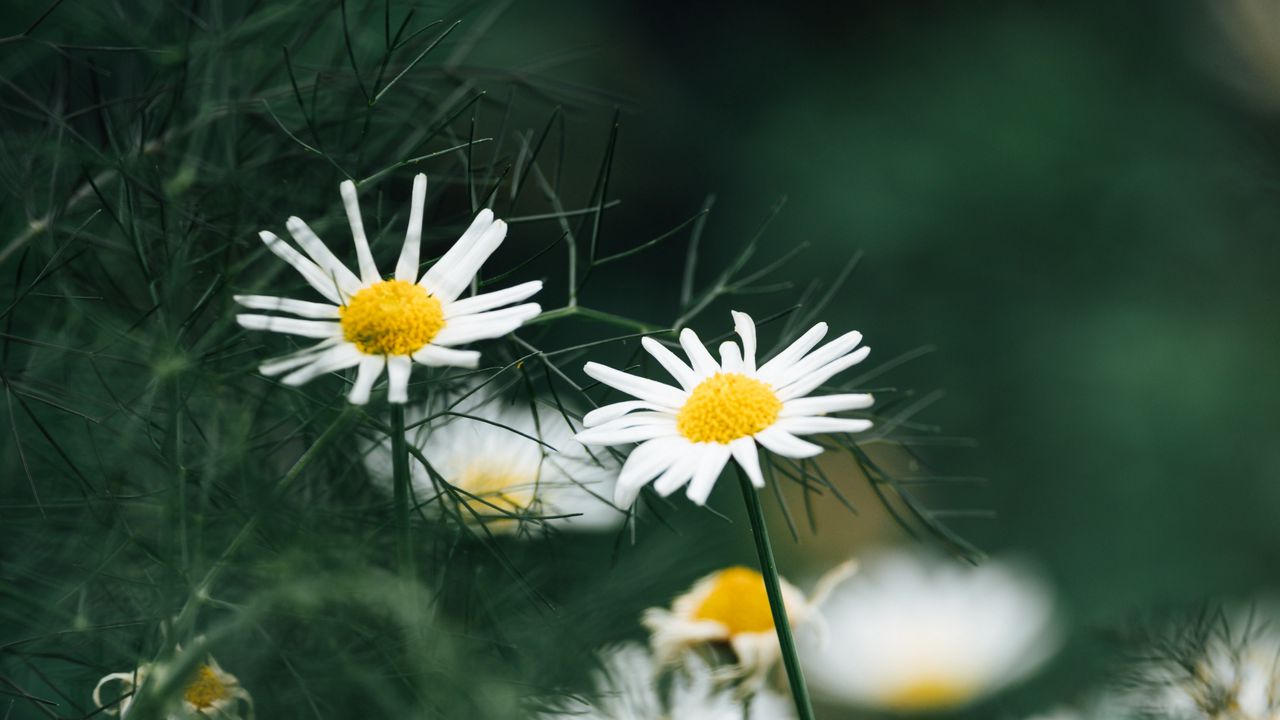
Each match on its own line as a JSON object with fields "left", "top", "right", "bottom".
{"left": 458, "top": 466, "right": 535, "bottom": 524}
{"left": 692, "top": 566, "right": 775, "bottom": 635}
{"left": 339, "top": 279, "right": 444, "bottom": 356}
{"left": 183, "top": 665, "right": 230, "bottom": 709}
{"left": 676, "top": 373, "right": 781, "bottom": 444}
{"left": 883, "top": 677, "right": 977, "bottom": 711}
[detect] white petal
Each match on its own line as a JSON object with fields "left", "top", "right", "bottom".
{"left": 281, "top": 344, "right": 362, "bottom": 385}
{"left": 233, "top": 294, "right": 340, "bottom": 319}
{"left": 780, "top": 393, "right": 875, "bottom": 417}
{"left": 731, "top": 310, "right": 758, "bottom": 372}
{"left": 339, "top": 180, "right": 380, "bottom": 284}
{"left": 444, "top": 280, "right": 543, "bottom": 317}
{"left": 583, "top": 400, "right": 671, "bottom": 427}
{"left": 259, "top": 340, "right": 338, "bottom": 376}
{"left": 730, "top": 437, "right": 765, "bottom": 488}
{"left": 641, "top": 337, "right": 699, "bottom": 390}
{"left": 754, "top": 426, "right": 825, "bottom": 458}
{"left": 257, "top": 230, "right": 344, "bottom": 304}
{"left": 430, "top": 303, "right": 540, "bottom": 346}
{"left": 419, "top": 209, "right": 494, "bottom": 292}
{"left": 395, "top": 173, "right": 427, "bottom": 282}
{"left": 773, "top": 330, "right": 864, "bottom": 388}
{"left": 412, "top": 344, "right": 480, "bottom": 368}
{"left": 284, "top": 216, "right": 362, "bottom": 295}
{"left": 777, "top": 346, "right": 871, "bottom": 400}
{"left": 575, "top": 424, "right": 678, "bottom": 446}
{"left": 652, "top": 447, "right": 703, "bottom": 496}
{"left": 686, "top": 443, "right": 732, "bottom": 505}
{"left": 614, "top": 437, "right": 688, "bottom": 507}
{"left": 237, "top": 314, "right": 341, "bottom": 339}
{"left": 424, "top": 219, "right": 508, "bottom": 302}
{"left": 777, "top": 417, "right": 873, "bottom": 435}
{"left": 679, "top": 328, "right": 720, "bottom": 377}
{"left": 385, "top": 355, "right": 412, "bottom": 403}
{"left": 347, "top": 356, "right": 385, "bottom": 405}
{"left": 718, "top": 341, "right": 743, "bottom": 373}
{"left": 580, "top": 412, "right": 675, "bottom": 433}
{"left": 583, "top": 362, "right": 687, "bottom": 409}
{"left": 756, "top": 322, "right": 829, "bottom": 382}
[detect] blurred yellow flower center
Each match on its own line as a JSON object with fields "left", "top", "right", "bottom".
{"left": 183, "top": 665, "right": 230, "bottom": 709}
{"left": 458, "top": 465, "right": 535, "bottom": 524}
{"left": 676, "top": 373, "right": 781, "bottom": 444}
{"left": 692, "top": 566, "right": 774, "bottom": 635}
{"left": 340, "top": 280, "right": 444, "bottom": 355}
{"left": 883, "top": 677, "right": 977, "bottom": 711}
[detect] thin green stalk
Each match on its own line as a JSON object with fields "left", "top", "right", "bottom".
{"left": 736, "top": 466, "right": 814, "bottom": 720}
{"left": 390, "top": 404, "right": 413, "bottom": 577}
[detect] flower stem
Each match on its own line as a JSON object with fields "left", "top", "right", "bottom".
{"left": 736, "top": 466, "right": 815, "bottom": 720}
{"left": 390, "top": 404, "right": 413, "bottom": 577}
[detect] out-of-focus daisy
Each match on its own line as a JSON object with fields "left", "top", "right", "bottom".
{"left": 644, "top": 562, "right": 855, "bottom": 689}
{"left": 1123, "top": 609, "right": 1280, "bottom": 720}
{"left": 538, "top": 643, "right": 794, "bottom": 720}
{"left": 363, "top": 388, "right": 624, "bottom": 533}
{"left": 802, "top": 551, "right": 1060, "bottom": 713}
{"left": 235, "top": 174, "right": 541, "bottom": 404}
{"left": 575, "top": 311, "right": 872, "bottom": 507}
{"left": 93, "top": 655, "right": 251, "bottom": 719}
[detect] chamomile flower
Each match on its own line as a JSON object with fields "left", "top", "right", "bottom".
{"left": 538, "top": 643, "right": 794, "bottom": 720}
{"left": 1124, "top": 609, "right": 1280, "bottom": 720}
{"left": 93, "top": 655, "right": 251, "bottom": 719}
{"left": 575, "top": 311, "right": 873, "bottom": 507}
{"left": 235, "top": 174, "right": 541, "bottom": 405}
{"left": 363, "top": 388, "right": 624, "bottom": 533}
{"left": 801, "top": 551, "right": 1060, "bottom": 713}
{"left": 643, "top": 562, "right": 856, "bottom": 689}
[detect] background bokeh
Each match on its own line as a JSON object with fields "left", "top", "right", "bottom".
{"left": 2, "top": 0, "right": 1278, "bottom": 717}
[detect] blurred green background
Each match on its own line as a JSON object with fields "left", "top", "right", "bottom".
{"left": 3, "top": 0, "right": 1279, "bottom": 717}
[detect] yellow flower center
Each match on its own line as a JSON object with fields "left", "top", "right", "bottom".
{"left": 339, "top": 279, "right": 444, "bottom": 356}
{"left": 883, "top": 677, "right": 978, "bottom": 711}
{"left": 692, "top": 566, "right": 775, "bottom": 635}
{"left": 457, "top": 465, "right": 535, "bottom": 525}
{"left": 183, "top": 665, "right": 230, "bottom": 710}
{"left": 676, "top": 373, "right": 781, "bottom": 444}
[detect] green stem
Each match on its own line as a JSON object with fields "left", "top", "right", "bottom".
{"left": 736, "top": 467, "right": 815, "bottom": 720}
{"left": 172, "top": 407, "right": 359, "bottom": 637}
{"left": 390, "top": 404, "right": 413, "bottom": 577}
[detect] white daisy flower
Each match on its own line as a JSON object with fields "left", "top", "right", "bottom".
{"left": 363, "top": 388, "right": 625, "bottom": 533}
{"left": 538, "top": 643, "right": 795, "bottom": 720}
{"left": 801, "top": 551, "right": 1061, "bottom": 713}
{"left": 643, "top": 562, "right": 856, "bottom": 689}
{"left": 574, "top": 311, "right": 873, "bottom": 507}
{"left": 1124, "top": 610, "right": 1280, "bottom": 720}
{"left": 93, "top": 654, "right": 251, "bottom": 719}
{"left": 235, "top": 174, "right": 542, "bottom": 405}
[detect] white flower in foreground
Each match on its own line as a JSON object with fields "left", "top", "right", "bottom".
{"left": 575, "top": 311, "right": 873, "bottom": 507}
{"left": 364, "top": 389, "right": 624, "bottom": 533}
{"left": 644, "top": 562, "right": 856, "bottom": 689}
{"left": 235, "top": 174, "right": 541, "bottom": 404}
{"left": 93, "top": 655, "right": 251, "bottom": 719}
{"left": 538, "top": 643, "right": 794, "bottom": 720}
{"left": 1125, "top": 610, "right": 1280, "bottom": 720}
{"left": 802, "top": 551, "right": 1060, "bottom": 713}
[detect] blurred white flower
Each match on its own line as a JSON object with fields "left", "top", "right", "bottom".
{"left": 801, "top": 551, "right": 1060, "bottom": 713}
{"left": 235, "top": 173, "right": 541, "bottom": 405}
{"left": 1123, "top": 610, "right": 1280, "bottom": 720}
{"left": 538, "top": 643, "right": 794, "bottom": 720}
{"left": 643, "top": 562, "right": 855, "bottom": 689}
{"left": 575, "top": 311, "right": 873, "bottom": 507}
{"left": 364, "top": 388, "right": 624, "bottom": 534}
{"left": 93, "top": 655, "right": 251, "bottom": 719}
